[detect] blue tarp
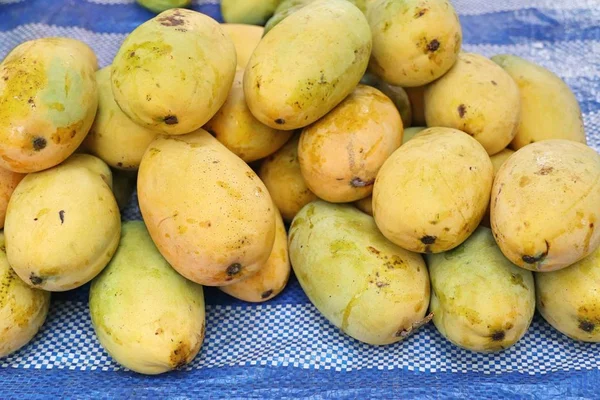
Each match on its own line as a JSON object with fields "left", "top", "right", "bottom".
{"left": 0, "top": 0, "right": 599, "bottom": 398}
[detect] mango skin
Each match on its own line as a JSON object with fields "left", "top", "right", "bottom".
{"left": 373, "top": 127, "right": 493, "bottom": 253}
{"left": 0, "top": 37, "right": 98, "bottom": 173}
{"left": 220, "top": 209, "right": 290, "bottom": 302}
{"left": 491, "top": 139, "right": 600, "bottom": 272}
{"left": 354, "top": 195, "right": 373, "bottom": 216}
{"left": 244, "top": 0, "right": 372, "bottom": 130}
{"left": 259, "top": 136, "right": 318, "bottom": 222}
{"left": 84, "top": 67, "right": 157, "bottom": 170}
{"left": 137, "top": 0, "right": 191, "bottom": 13}
{"left": 402, "top": 126, "right": 426, "bottom": 144}
{"left": 367, "top": 0, "right": 462, "bottom": 87}
{"left": 480, "top": 148, "right": 515, "bottom": 228}
{"left": 205, "top": 68, "right": 293, "bottom": 163}
{"left": 289, "top": 201, "right": 431, "bottom": 345}
{"left": 0, "top": 168, "right": 25, "bottom": 229}
{"left": 361, "top": 72, "right": 412, "bottom": 127}
{"left": 299, "top": 84, "right": 403, "bottom": 203}
{"left": 5, "top": 154, "right": 121, "bottom": 291}
{"left": 221, "top": 0, "right": 280, "bottom": 25}
{"left": 138, "top": 129, "right": 276, "bottom": 286}
{"left": 425, "top": 53, "right": 521, "bottom": 156}
{"left": 0, "top": 232, "right": 51, "bottom": 358}
{"left": 536, "top": 245, "right": 600, "bottom": 342}
{"left": 63, "top": 153, "right": 113, "bottom": 189}
{"left": 89, "top": 221, "right": 205, "bottom": 375}
{"left": 491, "top": 54, "right": 587, "bottom": 150}
{"left": 111, "top": 9, "right": 237, "bottom": 135}
{"left": 220, "top": 24, "right": 265, "bottom": 69}
{"left": 427, "top": 226, "right": 535, "bottom": 353}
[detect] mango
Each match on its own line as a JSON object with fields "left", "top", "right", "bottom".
{"left": 220, "top": 209, "right": 290, "bottom": 302}
{"left": 84, "top": 66, "right": 157, "bottom": 170}
{"left": 373, "top": 127, "right": 493, "bottom": 253}
{"left": 354, "top": 195, "right": 373, "bottom": 216}
{"left": 89, "top": 221, "right": 205, "bottom": 375}
{"left": 137, "top": 0, "right": 191, "bottom": 13}
{"left": 480, "top": 148, "right": 515, "bottom": 228}
{"left": 111, "top": 9, "right": 237, "bottom": 135}
{"left": 536, "top": 245, "right": 600, "bottom": 342}
{"left": 367, "top": 0, "right": 462, "bottom": 87}
{"left": 0, "top": 168, "right": 25, "bottom": 229}
{"left": 138, "top": 129, "right": 276, "bottom": 286}
{"left": 220, "top": 24, "right": 265, "bottom": 69}
{"left": 491, "top": 139, "right": 600, "bottom": 272}
{"left": 62, "top": 153, "right": 113, "bottom": 189}
{"left": 0, "top": 37, "right": 98, "bottom": 173}
{"left": 258, "top": 136, "right": 318, "bottom": 222}
{"left": 289, "top": 201, "right": 431, "bottom": 345}
{"left": 491, "top": 54, "right": 587, "bottom": 150}
{"left": 402, "top": 126, "right": 426, "bottom": 144}
{"left": 0, "top": 232, "right": 51, "bottom": 358}
{"left": 244, "top": 0, "right": 372, "bottom": 130}
{"left": 299, "top": 84, "right": 403, "bottom": 203}
{"left": 5, "top": 154, "right": 121, "bottom": 291}
{"left": 405, "top": 86, "right": 426, "bottom": 126}
{"left": 221, "top": 0, "right": 280, "bottom": 25}
{"left": 361, "top": 72, "right": 412, "bottom": 127}
{"left": 205, "top": 68, "right": 293, "bottom": 162}
{"left": 427, "top": 226, "right": 535, "bottom": 352}
{"left": 424, "top": 53, "right": 521, "bottom": 156}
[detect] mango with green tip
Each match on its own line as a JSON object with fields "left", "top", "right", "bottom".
{"left": 491, "top": 54, "right": 586, "bottom": 150}
{"left": 0, "top": 232, "right": 51, "bottom": 358}
{"left": 244, "top": 0, "right": 372, "bottom": 130}
{"left": 427, "top": 226, "right": 535, "bottom": 353}
{"left": 89, "top": 221, "right": 205, "bottom": 375}
{"left": 289, "top": 201, "right": 432, "bottom": 345}
{"left": 111, "top": 9, "right": 236, "bottom": 135}
{"left": 137, "top": 0, "right": 191, "bottom": 13}
{"left": 535, "top": 244, "right": 600, "bottom": 342}
{"left": 0, "top": 37, "right": 98, "bottom": 173}
{"left": 5, "top": 154, "right": 121, "bottom": 291}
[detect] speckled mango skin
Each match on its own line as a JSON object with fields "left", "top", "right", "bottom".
{"left": 289, "top": 201, "right": 431, "bottom": 345}
{"left": 427, "top": 226, "right": 535, "bottom": 353}
{"left": 0, "top": 37, "right": 98, "bottom": 173}
{"left": 373, "top": 127, "right": 493, "bottom": 253}
{"left": 137, "top": 129, "right": 276, "bottom": 286}
{"left": 221, "top": 0, "right": 280, "bottom": 25}
{"left": 491, "top": 140, "right": 600, "bottom": 272}
{"left": 5, "top": 154, "right": 121, "bottom": 291}
{"left": 367, "top": 0, "right": 462, "bottom": 87}
{"left": 424, "top": 53, "right": 521, "bottom": 156}
{"left": 244, "top": 0, "right": 372, "bottom": 130}
{"left": 220, "top": 209, "right": 290, "bottom": 302}
{"left": 204, "top": 68, "right": 293, "bottom": 163}
{"left": 536, "top": 245, "right": 600, "bottom": 342}
{"left": 220, "top": 24, "right": 265, "bottom": 69}
{"left": 90, "top": 221, "right": 205, "bottom": 375}
{"left": 258, "top": 136, "right": 318, "bottom": 223}
{"left": 84, "top": 67, "right": 157, "bottom": 170}
{"left": 0, "top": 168, "right": 25, "bottom": 229}
{"left": 137, "top": 0, "right": 191, "bottom": 13}
{"left": 0, "top": 232, "right": 51, "bottom": 358}
{"left": 299, "top": 84, "right": 403, "bottom": 203}
{"left": 491, "top": 54, "right": 587, "bottom": 151}
{"left": 111, "top": 9, "right": 236, "bottom": 135}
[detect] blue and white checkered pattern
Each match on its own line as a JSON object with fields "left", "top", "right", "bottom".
{"left": 1, "top": 0, "right": 600, "bottom": 398}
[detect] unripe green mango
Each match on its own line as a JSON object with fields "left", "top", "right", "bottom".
{"left": 289, "top": 201, "right": 431, "bottom": 345}
{"left": 426, "top": 226, "right": 535, "bottom": 353}
{"left": 89, "top": 221, "right": 206, "bottom": 375}
{"left": 137, "top": 0, "right": 191, "bottom": 13}
{"left": 221, "top": 0, "right": 281, "bottom": 25}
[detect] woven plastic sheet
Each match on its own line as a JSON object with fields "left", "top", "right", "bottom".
{"left": 1, "top": 0, "right": 600, "bottom": 398}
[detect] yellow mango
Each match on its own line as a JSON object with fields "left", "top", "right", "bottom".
{"left": 0, "top": 168, "right": 25, "bottom": 229}
{"left": 220, "top": 24, "right": 265, "bottom": 69}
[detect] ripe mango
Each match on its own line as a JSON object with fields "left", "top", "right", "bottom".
{"left": 220, "top": 24, "right": 265, "bottom": 69}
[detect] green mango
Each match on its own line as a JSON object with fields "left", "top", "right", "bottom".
{"left": 360, "top": 72, "right": 412, "bottom": 128}
{"left": 289, "top": 201, "right": 431, "bottom": 345}
{"left": 89, "top": 221, "right": 206, "bottom": 375}
{"left": 426, "top": 226, "right": 535, "bottom": 352}
{"left": 137, "top": 0, "right": 191, "bottom": 13}
{"left": 221, "top": 0, "right": 281, "bottom": 25}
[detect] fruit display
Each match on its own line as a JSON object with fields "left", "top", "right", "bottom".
{"left": 0, "top": 0, "right": 599, "bottom": 376}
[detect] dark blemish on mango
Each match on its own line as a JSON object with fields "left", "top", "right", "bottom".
{"left": 535, "top": 166, "right": 554, "bottom": 176}
{"left": 415, "top": 8, "right": 428, "bottom": 18}
{"left": 367, "top": 246, "right": 380, "bottom": 255}
{"left": 226, "top": 263, "right": 242, "bottom": 276}
{"left": 117, "top": 162, "right": 123, "bottom": 167}
{"left": 29, "top": 273, "right": 43, "bottom": 285}
{"left": 261, "top": 290, "right": 273, "bottom": 299}
{"left": 59, "top": 210, "right": 65, "bottom": 224}
{"left": 129, "top": 51, "right": 136, "bottom": 58}
{"left": 490, "top": 330, "right": 505, "bottom": 341}
{"left": 383, "top": 21, "right": 391, "bottom": 32}
{"left": 427, "top": 39, "right": 440, "bottom": 52}
{"left": 336, "top": 178, "right": 344, "bottom": 181}
{"left": 32, "top": 136, "right": 47, "bottom": 151}
{"left": 376, "top": 281, "right": 389, "bottom": 288}
{"left": 591, "top": 223, "right": 595, "bottom": 229}
{"left": 34, "top": 218, "right": 38, "bottom": 221}
{"left": 457, "top": 104, "right": 466, "bottom": 118}
{"left": 275, "top": 118, "right": 285, "bottom": 125}
{"left": 522, "top": 240, "right": 550, "bottom": 264}
{"left": 164, "top": 115, "right": 178, "bottom": 125}
{"left": 579, "top": 320, "right": 595, "bottom": 333}
{"left": 421, "top": 235, "right": 436, "bottom": 245}
{"left": 350, "top": 177, "right": 375, "bottom": 188}
{"left": 510, "top": 273, "right": 527, "bottom": 289}
{"left": 158, "top": 13, "right": 185, "bottom": 27}
{"left": 155, "top": 328, "right": 163, "bottom": 335}
{"left": 491, "top": 80, "right": 497, "bottom": 85}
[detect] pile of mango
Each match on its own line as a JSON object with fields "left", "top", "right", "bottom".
{"left": 0, "top": 0, "right": 599, "bottom": 375}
